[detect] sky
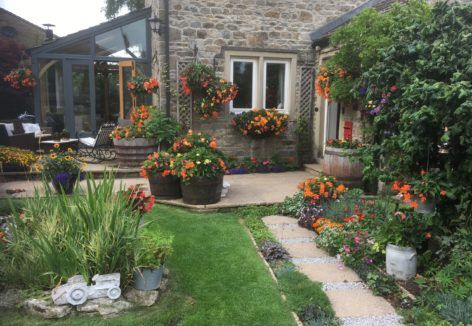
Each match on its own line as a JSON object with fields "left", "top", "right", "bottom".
{"left": 0, "top": 0, "right": 128, "bottom": 36}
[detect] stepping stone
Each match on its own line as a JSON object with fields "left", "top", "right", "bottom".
{"left": 326, "top": 288, "right": 396, "bottom": 318}
{"left": 281, "top": 238, "right": 313, "bottom": 244}
{"left": 270, "top": 226, "right": 314, "bottom": 240}
{"left": 284, "top": 242, "right": 328, "bottom": 258}
{"left": 297, "top": 263, "right": 361, "bottom": 283}
{"left": 262, "top": 215, "right": 298, "bottom": 225}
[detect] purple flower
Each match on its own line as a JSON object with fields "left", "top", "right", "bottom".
{"left": 369, "top": 106, "right": 382, "bottom": 115}
{"left": 79, "top": 171, "right": 85, "bottom": 181}
{"left": 359, "top": 87, "right": 367, "bottom": 96}
{"left": 380, "top": 98, "right": 388, "bottom": 104}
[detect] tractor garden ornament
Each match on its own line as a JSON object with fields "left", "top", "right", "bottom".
{"left": 52, "top": 273, "right": 121, "bottom": 306}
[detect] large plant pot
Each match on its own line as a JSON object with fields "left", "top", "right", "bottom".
{"left": 386, "top": 244, "right": 417, "bottom": 281}
{"left": 0, "top": 164, "right": 29, "bottom": 173}
{"left": 52, "top": 174, "right": 78, "bottom": 195}
{"left": 322, "top": 146, "right": 363, "bottom": 188}
{"left": 133, "top": 265, "right": 164, "bottom": 291}
{"left": 180, "top": 175, "right": 224, "bottom": 205}
{"left": 148, "top": 174, "right": 182, "bottom": 199}
{"left": 113, "top": 138, "right": 158, "bottom": 167}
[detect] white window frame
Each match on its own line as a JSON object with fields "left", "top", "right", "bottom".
{"left": 263, "top": 59, "right": 290, "bottom": 113}
{"left": 229, "top": 58, "right": 258, "bottom": 114}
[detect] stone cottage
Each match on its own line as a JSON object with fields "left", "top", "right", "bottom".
{"left": 147, "top": 0, "right": 367, "bottom": 162}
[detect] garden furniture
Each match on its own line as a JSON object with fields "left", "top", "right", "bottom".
{"left": 78, "top": 122, "right": 116, "bottom": 163}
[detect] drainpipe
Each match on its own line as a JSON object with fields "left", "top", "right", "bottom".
{"left": 164, "top": 0, "right": 171, "bottom": 117}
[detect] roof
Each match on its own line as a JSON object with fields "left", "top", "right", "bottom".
{"left": 310, "top": 0, "right": 406, "bottom": 46}
{"left": 0, "top": 7, "right": 45, "bottom": 33}
{"left": 29, "top": 7, "right": 151, "bottom": 54}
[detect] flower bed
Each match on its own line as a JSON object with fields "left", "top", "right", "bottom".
{"left": 0, "top": 146, "right": 37, "bottom": 171}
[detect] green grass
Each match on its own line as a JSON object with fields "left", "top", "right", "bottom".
{"left": 0, "top": 204, "right": 296, "bottom": 326}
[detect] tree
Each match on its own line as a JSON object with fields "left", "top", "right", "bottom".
{"left": 103, "top": 0, "right": 145, "bottom": 19}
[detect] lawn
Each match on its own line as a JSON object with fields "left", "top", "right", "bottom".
{"left": 0, "top": 204, "right": 296, "bottom": 326}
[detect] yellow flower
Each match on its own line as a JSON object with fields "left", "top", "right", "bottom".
{"left": 65, "top": 156, "right": 72, "bottom": 161}
{"left": 53, "top": 143, "right": 60, "bottom": 148}
{"left": 50, "top": 153, "right": 57, "bottom": 159}
{"left": 67, "top": 148, "right": 74, "bottom": 153}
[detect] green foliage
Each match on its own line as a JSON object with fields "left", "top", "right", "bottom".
{"left": 433, "top": 294, "right": 472, "bottom": 325}
{"left": 143, "top": 110, "right": 182, "bottom": 146}
{"left": 173, "top": 146, "right": 226, "bottom": 182}
{"left": 238, "top": 205, "right": 279, "bottom": 245}
{"left": 103, "top": 0, "right": 145, "bottom": 19}
{"left": 360, "top": 1, "right": 472, "bottom": 228}
{"left": 279, "top": 191, "right": 305, "bottom": 217}
{"left": 1, "top": 173, "right": 149, "bottom": 288}
{"left": 134, "top": 229, "right": 173, "bottom": 269}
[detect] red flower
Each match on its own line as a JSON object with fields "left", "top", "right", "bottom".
{"left": 425, "top": 232, "right": 432, "bottom": 239}
{"left": 390, "top": 85, "right": 398, "bottom": 92}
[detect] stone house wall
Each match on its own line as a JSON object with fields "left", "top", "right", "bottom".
{"left": 147, "top": 0, "right": 365, "bottom": 161}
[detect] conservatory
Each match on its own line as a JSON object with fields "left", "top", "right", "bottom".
{"left": 30, "top": 8, "right": 151, "bottom": 136}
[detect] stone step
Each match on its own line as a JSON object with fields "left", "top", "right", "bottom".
{"left": 284, "top": 241, "right": 328, "bottom": 258}
{"left": 267, "top": 223, "right": 299, "bottom": 229}
{"left": 270, "top": 226, "right": 314, "bottom": 240}
{"left": 297, "top": 263, "right": 361, "bottom": 283}
{"left": 280, "top": 237, "right": 314, "bottom": 244}
{"left": 262, "top": 215, "right": 298, "bottom": 225}
{"left": 303, "top": 163, "right": 323, "bottom": 175}
{"left": 326, "top": 288, "right": 396, "bottom": 318}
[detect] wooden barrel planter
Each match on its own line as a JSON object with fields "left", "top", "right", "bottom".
{"left": 180, "top": 175, "right": 224, "bottom": 205}
{"left": 113, "top": 138, "right": 158, "bottom": 167}
{"left": 322, "top": 146, "right": 363, "bottom": 188}
{"left": 148, "top": 174, "right": 182, "bottom": 199}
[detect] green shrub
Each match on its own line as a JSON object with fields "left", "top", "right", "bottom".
{"left": 279, "top": 191, "right": 305, "bottom": 217}
{"left": 1, "top": 173, "right": 157, "bottom": 289}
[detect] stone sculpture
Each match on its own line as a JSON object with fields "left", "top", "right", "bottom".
{"left": 52, "top": 273, "right": 121, "bottom": 306}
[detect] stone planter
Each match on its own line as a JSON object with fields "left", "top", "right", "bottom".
{"left": 322, "top": 146, "right": 363, "bottom": 188}
{"left": 113, "top": 138, "right": 158, "bottom": 167}
{"left": 386, "top": 244, "right": 417, "bottom": 281}
{"left": 148, "top": 174, "right": 182, "bottom": 199}
{"left": 133, "top": 266, "right": 164, "bottom": 291}
{"left": 180, "top": 175, "right": 224, "bottom": 205}
{"left": 0, "top": 164, "right": 29, "bottom": 173}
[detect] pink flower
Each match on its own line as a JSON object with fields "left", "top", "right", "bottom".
{"left": 343, "top": 245, "right": 351, "bottom": 255}
{"left": 390, "top": 85, "right": 398, "bottom": 92}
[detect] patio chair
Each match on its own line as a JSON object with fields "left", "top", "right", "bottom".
{"left": 78, "top": 122, "right": 116, "bottom": 163}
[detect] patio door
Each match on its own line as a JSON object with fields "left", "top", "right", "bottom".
{"left": 64, "top": 60, "right": 95, "bottom": 137}
{"left": 323, "top": 100, "right": 341, "bottom": 154}
{"left": 118, "top": 60, "right": 136, "bottom": 119}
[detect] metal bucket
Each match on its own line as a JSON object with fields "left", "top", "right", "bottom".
{"left": 386, "top": 244, "right": 417, "bottom": 280}
{"left": 133, "top": 266, "right": 164, "bottom": 291}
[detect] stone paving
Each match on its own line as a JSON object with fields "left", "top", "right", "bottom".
{"left": 262, "top": 215, "right": 403, "bottom": 326}
{"left": 0, "top": 171, "right": 312, "bottom": 211}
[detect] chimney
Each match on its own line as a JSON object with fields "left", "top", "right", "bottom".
{"left": 43, "top": 23, "right": 55, "bottom": 42}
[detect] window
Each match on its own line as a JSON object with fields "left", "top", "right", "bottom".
{"left": 264, "top": 61, "right": 289, "bottom": 111}
{"left": 95, "top": 19, "right": 147, "bottom": 58}
{"left": 228, "top": 52, "right": 294, "bottom": 114}
{"left": 230, "top": 59, "right": 257, "bottom": 111}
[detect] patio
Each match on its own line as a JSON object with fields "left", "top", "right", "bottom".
{"left": 0, "top": 170, "right": 314, "bottom": 210}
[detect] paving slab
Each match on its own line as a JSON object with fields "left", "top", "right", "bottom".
{"left": 284, "top": 241, "right": 328, "bottom": 258}
{"left": 262, "top": 215, "right": 298, "bottom": 225}
{"left": 326, "top": 288, "right": 396, "bottom": 318}
{"left": 297, "top": 263, "right": 361, "bottom": 283}
{"left": 270, "top": 227, "right": 315, "bottom": 240}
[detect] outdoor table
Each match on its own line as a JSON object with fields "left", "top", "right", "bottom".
{"left": 40, "top": 138, "right": 79, "bottom": 153}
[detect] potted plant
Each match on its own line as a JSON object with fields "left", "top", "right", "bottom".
{"left": 174, "top": 146, "right": 226, "bottom": 205}
{"left": 39, "top": 146, "right": 85, "bottom": 194}
{"left": 391, "top": 170, "right": 447, "bottom": 214}
{"left": 232, "top": 108, "right": 288, "bottom": 138}
{"left": 378, "top": 210, "right": 432, "bottom": 281}
{"left": 133, "top": 230, "right": 173, "bottom": 291}
{"left": 179, "top": 62, "right": 238, "bottom": 119}
{"left": 0, "top": 146, "right": 36, "bottom": 172}
{"left": 322, "top": 139, "right": 364, "bottom": 188}
{"left": 111, "top": 105, "right": 157, "bottom": 167}
{"left": 3, "top": 68, "right": 37, "bottom": 89}
{"left": 140, "top": 151, "right": 181, "bottom": 199}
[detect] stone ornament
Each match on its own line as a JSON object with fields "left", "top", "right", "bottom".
{"left": 52, "top": 273, "right": 121, "bottom": 306}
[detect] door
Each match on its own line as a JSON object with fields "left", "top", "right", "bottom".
{"left": 323, "top": 100, "right": 341, "bottom": 153}
{"left": 64, "top": 60, "right": 95, "bottom": 136}
{"left": 118, "top": 60, "right": 136, "bottom": 119}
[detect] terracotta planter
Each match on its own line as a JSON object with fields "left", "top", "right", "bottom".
{"left": 322, "top": 146, "right": 363, "bottom": 188}
{"left": 148, "top": 174, "right": 182, "bottom": 199}
{"left": 113, "top": 138, "right": 158, "bottom": 167}
{"left": 180, "top": 175, "right": 224, "bottom": 205}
